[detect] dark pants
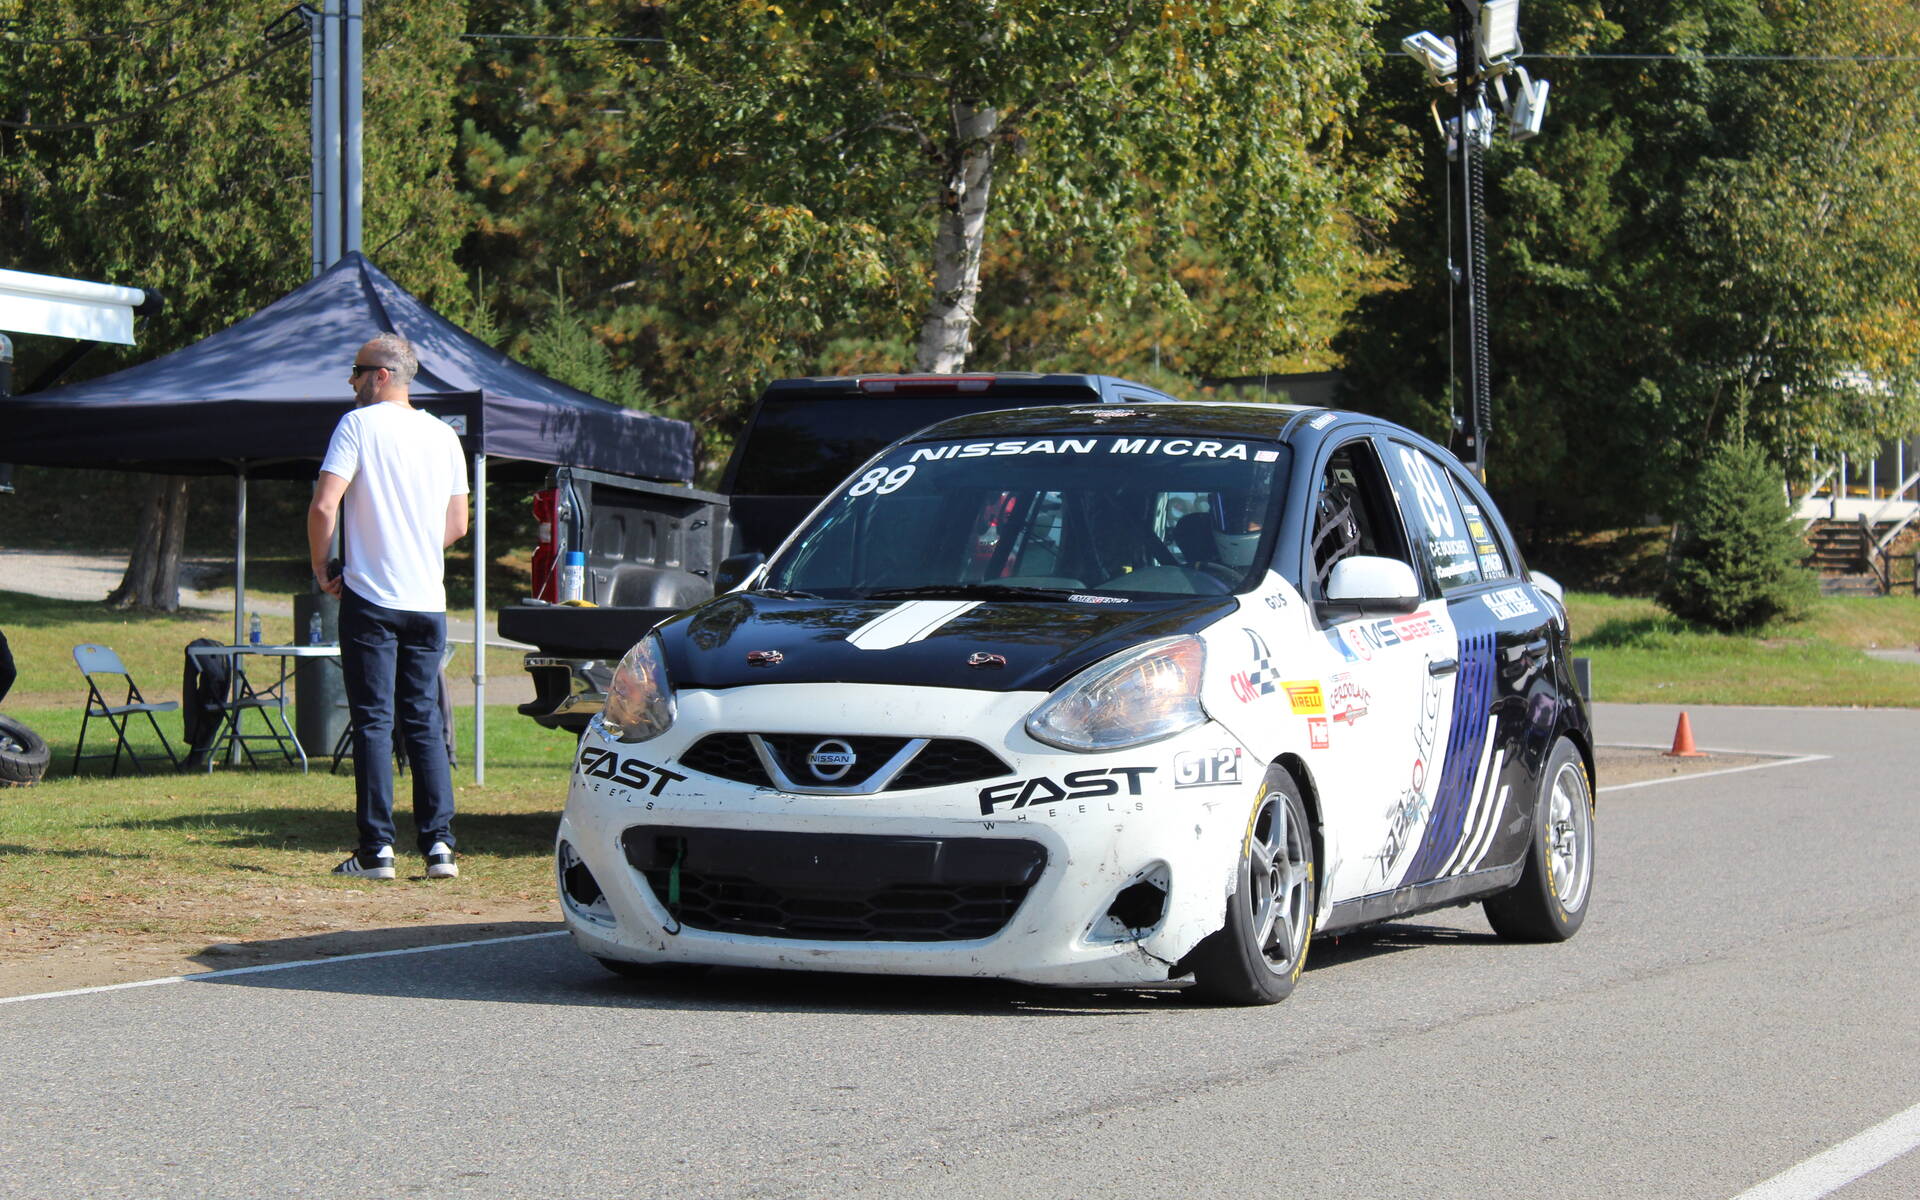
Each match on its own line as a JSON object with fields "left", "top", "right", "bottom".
{"left": 340, "top": 586, "right": 454, "bottom": 856}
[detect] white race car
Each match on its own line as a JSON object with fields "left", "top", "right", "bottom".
{"left": 556, "top": 399, "right": 1594, "bottom": 1004}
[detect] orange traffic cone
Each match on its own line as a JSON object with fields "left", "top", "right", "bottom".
{"left": 1665, "top": 711, "right": 1706, "bottom": 758}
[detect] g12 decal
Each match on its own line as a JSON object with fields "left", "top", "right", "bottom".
{"left": 978, "top": 767, "right": 1156, "bottom": 814}
{"left": 1174, "top": 747, "right": 1243, "bottom": 788}
{"left": 577, "top": 746, "right": 688, "bottom": 797}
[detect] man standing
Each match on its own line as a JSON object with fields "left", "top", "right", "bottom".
{"left": 309, "top": 333, "right": 469, "bottom": 880}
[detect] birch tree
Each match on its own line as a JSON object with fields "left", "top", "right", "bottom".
{"left": 623, "top": 0, "right": 1389, "bottom": 375}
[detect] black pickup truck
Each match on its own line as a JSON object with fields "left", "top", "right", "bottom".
{"left": 497, "top": 372, "right": 1184, "bottom": 732}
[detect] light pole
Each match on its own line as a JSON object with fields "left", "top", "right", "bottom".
{"left": 1402, "top": 0, "right": 1549, "bottom": 481}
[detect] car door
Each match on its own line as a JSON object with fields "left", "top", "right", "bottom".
{"left": 1378, "top": 438, "right": 1552, "bottom": 891}
{"left": 1296, "top": 436, "right": 1454, "bottom": 908}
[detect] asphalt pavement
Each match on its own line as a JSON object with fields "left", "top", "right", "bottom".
{"left": 1, "top": 702, "right": 1916, "bottom": 1199}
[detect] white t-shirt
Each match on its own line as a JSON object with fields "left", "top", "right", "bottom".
{"left": 319, "top": 402, "right": 469, "bottom": 613}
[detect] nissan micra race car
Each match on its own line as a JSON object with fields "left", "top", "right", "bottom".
{"left": 556, "top": 401, "right": 1594, "bottom": 1004}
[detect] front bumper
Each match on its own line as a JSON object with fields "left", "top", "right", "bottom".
{"left": 555, "top": 682, "right": 1262, "bottom": 987}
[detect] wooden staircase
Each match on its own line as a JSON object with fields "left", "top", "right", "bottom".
{"left": 1803, "top": 518, "right": 1913, "bottom": 595}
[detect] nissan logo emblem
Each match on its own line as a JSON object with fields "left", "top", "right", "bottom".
{"left": 806, "top": 739, "right": 857, "bottom": 782}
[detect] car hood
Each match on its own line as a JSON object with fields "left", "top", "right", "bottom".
{"left": 656, "top": 592, "right": 1237, "bottom": 693}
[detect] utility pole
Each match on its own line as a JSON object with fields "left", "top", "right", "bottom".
{"left": 1451, "top": 1, "right": 1492, "bottom": 480}
{"left": 1402, "top": 1, "right": 1549, "bottom": 482}
{"left": 297, "top": 1, "right": 364, "bottom": 276}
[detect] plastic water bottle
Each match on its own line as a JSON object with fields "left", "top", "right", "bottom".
{"left": 249, "top": 612, "right": 262, "bottom": 645}
{"left": 308, "top": 612, "right": 324, "bottom": 646}
{"left": 559, "top": 550, "right": 586, "bottom": 604}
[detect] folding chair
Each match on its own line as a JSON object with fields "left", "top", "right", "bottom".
{"left": 72, "top": 643, "right": 181, "bottom": 776}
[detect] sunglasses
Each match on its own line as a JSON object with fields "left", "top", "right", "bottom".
{"left": 350, "top": 363, "right": 394, "bottom": 378}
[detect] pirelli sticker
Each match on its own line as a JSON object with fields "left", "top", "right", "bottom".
{"left": 1284, "top": 680, "right": 1325, "bottom": 714}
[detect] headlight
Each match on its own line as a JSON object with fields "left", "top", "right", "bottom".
{"left": 1025, "top": 636, "right": 1207, "bottom": 752}
{"left": 601, "top": 635, "right": 676, "bottom": 742}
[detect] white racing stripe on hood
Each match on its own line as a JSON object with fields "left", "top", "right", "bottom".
{"left": 844, "top": 600, "right": 983, "bottom": 650}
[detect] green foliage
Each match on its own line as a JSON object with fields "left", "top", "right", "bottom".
{"left": 519, "top": 278, "right": 653, "bottom": 410}
{"left": 0, "top": 0, "right": 472, "bottom": 384}
{"left": 1661, "top": 440, "right": 1816, "bottom": 630}
{"left": 1339, "top": 0, "right": 1920, "bottom": 535}
{"left": 456, "top": 0, "right": 1399, "bottom": 456}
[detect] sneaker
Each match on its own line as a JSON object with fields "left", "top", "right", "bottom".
{"left": 425, "top": 842, "right": 459, "bottom": 879}
{"left": 333, "top": 846, "right": 395, "bottom": 880}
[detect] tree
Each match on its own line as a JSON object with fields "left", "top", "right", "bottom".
{"left": 458, "top": 0, "right": 1399, "bottom": 461}
{"left": 1337, "top": 0, "right": 1920, "bottom": 537}
{"left": 1662, "top": 436, "right": 1814, "bottom": 630}
{"left": 1, "top": 0, "right": 470, "bottom": 606}
{"left": 640, "top": 1, "right": 1390, "bottom": 371}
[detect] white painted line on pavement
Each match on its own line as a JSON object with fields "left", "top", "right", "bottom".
{"left": 1599, "top": 754, "right": 1829, "bottom": 794}
{"left": 0, "top": 929, "right": 567, "bottom": 1007}
{"left": 1729, "top": 1101, "right": 1920, "bottom": 1200}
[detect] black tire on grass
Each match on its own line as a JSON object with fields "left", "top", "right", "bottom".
{"left": 0, "top": 713, "right": 50, "bottom": 787}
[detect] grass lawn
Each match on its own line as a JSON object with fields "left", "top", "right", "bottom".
{"left": 1566, "top": 592, "right": 1920, "bottom": 706}
{"left": 0, "top": 700, "right": 577, "bottom": 942}
{"left": 0, "top": 587, "right": 527, "bottom": 705}
{"left": 1, "top": 589, "right": 578, "bottom": 985}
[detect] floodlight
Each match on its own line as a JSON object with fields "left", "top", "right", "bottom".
{"left": 1478, "top": 0, "right": 1521, "bottom": 62}
{"left": 1401, "top": 30, "right": 1458, "bottom": 82}
{"left": 1509, "top": 67, "right": 1549, "bottom": 139}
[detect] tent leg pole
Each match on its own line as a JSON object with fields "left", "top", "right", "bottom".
{"left": 233, "top": 471, "right": 248, "bottom": 766}
{"left": 473, "top": 453, "right": 485, "bottom": 786}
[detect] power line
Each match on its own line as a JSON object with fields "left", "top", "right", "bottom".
{"left": 462, "top": 33, "right": 667, "bottom": 45}
{"left": 1525, "top": 52, "right": 1920, "bottom": 63}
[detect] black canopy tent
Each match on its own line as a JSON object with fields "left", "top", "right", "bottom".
{"left": 6, "top": 253, "right": 695, "bottom": 777}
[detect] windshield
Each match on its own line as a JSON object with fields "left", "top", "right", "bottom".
{"left": 764, "top": 433, "right": 1290, "bottom": 599}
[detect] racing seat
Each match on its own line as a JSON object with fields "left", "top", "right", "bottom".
{"left": 72, "top": 642, "right": 180, "bottom": 776}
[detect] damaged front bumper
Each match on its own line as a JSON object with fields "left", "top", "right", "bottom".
{"left": 553, "top": 683, "right": 1261, "bottom": 987}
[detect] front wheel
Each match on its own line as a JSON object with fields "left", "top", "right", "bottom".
{"left": 0, "top": 713, "right": 49, "bottom": 787}
{"left": 1184, "top": 770, "right": 1317, "bottom": 1005}
{"left": 1484, "top": 736, "right": 1594, "bottom": 941}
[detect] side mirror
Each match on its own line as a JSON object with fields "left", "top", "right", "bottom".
{"left": 715, "top": 552, "right": 765, "bottom": 593}
{"left": 1322, "top": 556, "right": 1423, "bottom": 613}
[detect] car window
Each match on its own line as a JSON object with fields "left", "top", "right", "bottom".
{"left": 1455, "top": 483, "right": 1513, "bottom": 582}
{"left": 765, "top": 434, "right": 1289, "bottom": 598}
{"left": 728, "top": 397, "right": 1018, "bottom": 496}
{"left": 1309, "top": 439, "right": 1411, "bottom": 591}
{"left": 1382, "top": 441, "right": 1481, "bottom": 592}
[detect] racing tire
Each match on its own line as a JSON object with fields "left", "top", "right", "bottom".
{"left": 1484, "top": 736, "right": 1594, "bottom": 942}
{"left": 1184, "top": 769, "right": 1317, "bottom": 1006}
{"left": 594, "top": 956, "right": 712, "bottom": 982}
{"left": 0, "top": 714, "right": 49, "bottom": 787}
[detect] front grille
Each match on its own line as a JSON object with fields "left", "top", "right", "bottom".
{"left": 676, "top": 733, "right": 1010, "bottom": 791}
{"left": 758, "top": 733, "right": 910, "bottom": 787}
{"left": 677, "top": 734, "right": 772, "bottom": 787}
{"left": 624, "top": 827, "right": 1045, "bottom": 942}
{"left": 890, "top": 740, "right": 1013, "bottom": 790}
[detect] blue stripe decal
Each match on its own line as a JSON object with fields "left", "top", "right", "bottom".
{"left": 1404, "top": 627, "right": 1497, "bottom": 883}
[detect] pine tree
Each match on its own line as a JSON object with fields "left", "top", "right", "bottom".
{"left": 1662, "top": 440, "right": 1815, "bottom": 631}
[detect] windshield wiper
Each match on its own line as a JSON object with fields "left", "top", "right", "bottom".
{"left": 865, "top": 584, "right": 1087, "bottom": 601}
{"left": 757, "top": 587, "right": 823, "bottom": 599}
